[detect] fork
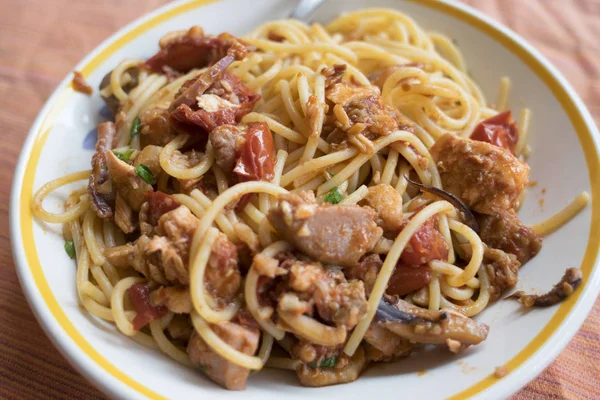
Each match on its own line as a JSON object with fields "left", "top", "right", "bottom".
{"left": 289, "top": 0, "right": 326, "bottom": 20}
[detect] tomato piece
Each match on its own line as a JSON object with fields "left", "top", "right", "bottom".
{"left": 145, "top": 31, "right": 241, "bottom": 73}
{"left": 400, "top": 216, "right": 449, "bottom": 265}
{"left": 471, "top": 110, "right": 519, "bottom": 154}
{"left": 144, "top": 191, "right": 180, "bottom": 226}
{"left": 146, "top": 39, "right": 213, "bottom": 73}
{"left": 128, "top": 283, "right": 167, "bottom": 331}
{"left": 171, "top": 103, "right": 238, "bottom": 134}
{"left": 386, "top": 264, "right": 432, "bottom": 297}
{"left": 234, "top": 122, "right": 276, "bottom": 182}
{"left": 169, "top": 72, "right": 260, "bottom": 134}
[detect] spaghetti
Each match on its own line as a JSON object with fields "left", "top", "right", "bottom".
{"left": 32, "top": 8, "right": 589, "bottom": 391}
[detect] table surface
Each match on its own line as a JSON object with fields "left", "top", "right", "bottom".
{"left": 1, "top": 0, "right": 599, "bottom": 399}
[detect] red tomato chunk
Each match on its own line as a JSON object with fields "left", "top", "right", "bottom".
{"left": 234, "top": 122, "right": 275, "bottom": 182}
{"left": 400, "top": 217, "right": 449, "bottom": 265}
{"left": 470, "top": 110, "right": 519, "bottom": 154}
{"left": 128, "top": 283, "right": 167, "bottom": 331}
{"left": 386, "top": 264, "right": 432, "bottom": 297}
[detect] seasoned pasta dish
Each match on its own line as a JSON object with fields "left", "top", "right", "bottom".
{"left": 33, "top": 9, "right": 589, "bottom": 390}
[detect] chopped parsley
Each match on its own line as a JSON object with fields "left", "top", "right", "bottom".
{"left": 64, "top": 240, "right": 76, "bottom": 259}
{"left": 198, "top": 365, "right": 206, "bottom": 373}
{"left": 113, "top": 148, "right": 135, "bottom": 162}
{"left": 309, "top": 356, "right": 337, "bottom": 369}
{"left": 324, "top": 187, "right": 343, "bottom": 204}
{"left": 135, "top": 164, "right": 155, "bottom": 185}
{"left": 129, "top": 116, "right": 141, "bottom": 138}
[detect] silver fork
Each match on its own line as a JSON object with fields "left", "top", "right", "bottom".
{"left": 289, "top": 0, "right": 327, "bottom": 21}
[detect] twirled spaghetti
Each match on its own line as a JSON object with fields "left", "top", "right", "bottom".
{"left": 33, "top": 9, "right": 589, "bottom": 391}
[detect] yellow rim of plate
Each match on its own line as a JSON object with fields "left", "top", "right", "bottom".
{"left": 16, "top": 0, "right": 600, "bottom": 399}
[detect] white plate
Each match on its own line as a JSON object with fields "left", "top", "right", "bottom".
{"left": 10, "top": 0, "right": 600, "bottom": 399}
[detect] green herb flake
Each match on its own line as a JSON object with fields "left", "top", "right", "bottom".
{"left": 309, "top": 356, "right": 337, "bottom": 369}
{"left": 320, "top": 357, "right": 337, "bottom": 368}
{"left": 113, "top": 148, "right": 135, "bottom": 162}
{"left": 324, "top": 187, "right": 343, "bottom": 204}
{"left": 129, "top": 116, "right": 141, "bottom": 139}
{"left": 64, "top": 240, "right": 76, "bottom": 259}
{"left": 135, "top": 164, "right": 155, "bottom": 185}
{"left": 198, "top": 365, "right": 207, "bottom": 373}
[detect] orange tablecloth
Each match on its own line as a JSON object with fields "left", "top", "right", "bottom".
{"left": 1, "top": 0, "right": 598, "bottom": 398}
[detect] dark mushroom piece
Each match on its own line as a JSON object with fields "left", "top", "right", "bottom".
{"left": 375, "top": 296, "right": 489, "bottom": 347}
{"left": 99, "top": 66, "right": 141, "bottom": 115}
{"left": 88, "top": 121, "right": 117, "bottom": 218}
{"left": 405, "top": 175, "right": 479, "bottom": 233}
{"left": 508, "top": 267, "right": 582, "bottom": 307}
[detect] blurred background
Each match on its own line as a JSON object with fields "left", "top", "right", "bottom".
{"left": 0, "top": 0, "right": 598, "bottom": 398}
